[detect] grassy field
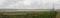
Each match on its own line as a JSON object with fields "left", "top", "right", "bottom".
{"left": 0, "top": 11, "right": 57, "bottom": 18}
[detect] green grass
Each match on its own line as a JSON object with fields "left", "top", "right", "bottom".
{"left": 0, "top": 11, "right": 57, "bottom": 18}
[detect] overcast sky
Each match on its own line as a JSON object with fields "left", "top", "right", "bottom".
{"left": 0, "top": 0, "right": 59, "bottom": 9}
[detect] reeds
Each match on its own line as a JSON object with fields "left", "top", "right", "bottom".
{"left": 0, "top": 11, "right": 57, "bottom": 18}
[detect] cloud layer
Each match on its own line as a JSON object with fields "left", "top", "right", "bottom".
{"left": 0, "top": 0, "right": 59, "bottom": 9}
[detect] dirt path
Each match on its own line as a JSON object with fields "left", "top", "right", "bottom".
{"left": 56, "top": 11, "right": 60, "bottom": 18}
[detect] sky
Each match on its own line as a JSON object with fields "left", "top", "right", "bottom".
{"left": 0, "top": 0, "right": 59, "bottom": 9}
